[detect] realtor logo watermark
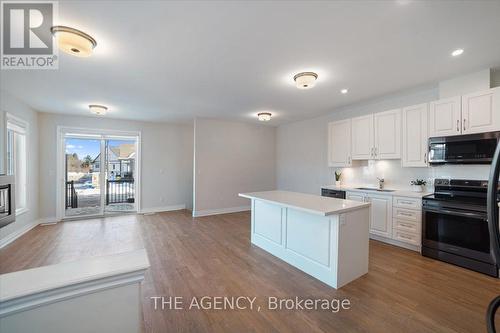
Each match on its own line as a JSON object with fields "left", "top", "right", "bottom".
{"left": 1, "top": 1, "right": 58, "bottom": 69}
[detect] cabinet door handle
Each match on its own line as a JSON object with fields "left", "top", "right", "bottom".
{"left": 463, "top": 118, "right": 467, "bottom": 131}
{"left": 424, "top": 152, "right": 427, "bottom": 163}
{"left": 456, "top": 119, "right": 460, "bottom": 132}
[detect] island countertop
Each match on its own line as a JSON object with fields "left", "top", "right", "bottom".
{"left": 239, "top": 190, "right": 370, "bottom": 216}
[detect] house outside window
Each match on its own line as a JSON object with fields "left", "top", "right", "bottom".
{"left": 6, "top": 114, "right": 28, "bottom": 215}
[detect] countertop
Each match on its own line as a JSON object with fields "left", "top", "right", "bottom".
{"left": 322, "top": 184, "right": 432, "bottom": 198}
{"left": 0, "top": 249, "right": 150, "bottom": 302}
{"left": 239, "top": 190, "right": 370, "bottom": 216}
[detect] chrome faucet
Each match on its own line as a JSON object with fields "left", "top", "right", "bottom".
{"left": 377, "top": 177, "right": 385, "bottom": 190}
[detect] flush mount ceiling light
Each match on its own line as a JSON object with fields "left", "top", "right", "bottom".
{"left": 340, "top": 88, "right": 349, "bottom": 94}
{"left": 293, "top": 72, "right": 318, "bottom": 89}
{"left": 89, "top": 104, "right": 108, "bottom": 116}
{"left": 451, "top": 48, "right": 464, "bottom": 57}
{"left": 257, "top": 112, "right": 272, "bottom": 122}
{"left": 51, "top": 26, "right": 97, "bottom": 57}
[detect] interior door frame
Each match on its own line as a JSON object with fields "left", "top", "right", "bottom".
{"left": 56, "top": 126, "right": 142, "bottom": 221}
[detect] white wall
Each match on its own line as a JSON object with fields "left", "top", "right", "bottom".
{"left": 193, "top": 118, "right": 275, "bottom": 216}
{"left": 0, "top": 91, "right": 40, "bottom": 244}
{"left": 276, "top": 84, "right": 492, "bottom": 194}
{"left": 439, "top": 69, "right": 491, "bottom": 98}
{"left": 38, "top": 113, "right": 193, "bottom": 219}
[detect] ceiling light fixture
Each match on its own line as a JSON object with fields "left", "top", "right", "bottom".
{"left": 257, "top": 112, "right": 272, "bottom": 122}
{"left": 340, "top": 88, "right": 348, "bottom": 94}
{"left": 89, "top": 104, "right": 108, "bottom": 116}
{"left": 293, "top": 72, "right": 318, "bottom": 89}
{"left": 51, "top": 26, "right": 97, "bottom": 57}
{"left": 451, "top": 48, "right": 464, "bottom": 57}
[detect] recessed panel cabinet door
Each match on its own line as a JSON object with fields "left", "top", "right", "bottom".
{"left": 374, "top": 109, "right": 401, "bottom": 159}
{"left": 429, "top": 96, "right": 461, "bottom": 137}
{"left": 351, "top": 115, "right": 374, "bottom": 160}
{"left": 346, "top": 192, "right": 365, "bottom": 202}
{"left": 402, "top": 103, "right": 428, "bottom": 167}
{"left": 462, "top": 87, "right": 500, "bottom": 135}
{"left": 365, "top": 194, "right": 392, "bottom": 238}
{"left": 328, "top": 119, "right": 352, "bottom": 167}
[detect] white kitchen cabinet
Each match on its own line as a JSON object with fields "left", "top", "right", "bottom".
{"left": 365, "top": 193, "right": 393, "bottom": 238}
{"left": 429, "top": 96, "right": 461, "bottom": 137}
{"left": 402, "top": 103, "right": 428, "bottom": 167}
{"left": 351, "top": 109, "right": 401, "bottom": 160}
{"left": 462, "top": 87, "right": 500, "bottom": 135}
{"left": 346, "top": 192, "right": 364, "bottom": 202}
{"left": 374, "top": 109, "right": 401, "bottom": 159}
{"left": 345, "top": 191, "right": 420, "bottom": 250}
{"left": 328, "top": 119, "right": 352, "bottom": 167}
{"left": 351, "top": 115, "right": 373, "bottom": 160}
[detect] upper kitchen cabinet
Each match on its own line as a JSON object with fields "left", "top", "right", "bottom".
{"left": 429, "top": 88, "right": 500, "bottom": 137}
{"left": 328, "top": 119, "right": 352, "bottom": 167}
{"left": 429, "top": 96, "right": 461, "bottom": 137}
{"left": 351, "top": 115, "right": 374, "bottom": 160}
{"left": 351, "top": 110, "right": 401, "bottom": 160}
{"left": 373, "top": 109, "right": 401, "bottom": 159}
{"left": 402, "top": 103, "right": 428, "bottom": 167}
{"left": 462, "top": 87, "right": 500, "bottom": 135}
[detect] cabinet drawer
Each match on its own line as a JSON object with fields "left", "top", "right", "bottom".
{"left": 393, "top": 218, "right": 420, "bottom": 234}
{"left": 393, "top": 207, "right": 421, "bottom": 222}
{"left": 393, "top": 196, "right": 421, "bottom": 209}
{"left": 392, "top": 229, "right": 421, "bottom": 246}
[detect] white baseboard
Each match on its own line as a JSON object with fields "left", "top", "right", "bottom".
{"left": 38, "top": 217, "right": 60, "bottom": 225}
{"left": 192, "top": 206, "right": 250, "bottom": 217}
{"left": 139, "top": 204, "right": 186, "bottom": 214}
{"left": 0, "top": 220, "right": 39, "bottom": 249}
{"left": 370, "top": 234, "right": 421, "bottom": 252}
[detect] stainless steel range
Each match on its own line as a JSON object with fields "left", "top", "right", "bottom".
{"left": 0, "top": 174, "right": 15, "bottom": 228}
{"left": 422, "top": 179, "right": 498, "bottom": 277}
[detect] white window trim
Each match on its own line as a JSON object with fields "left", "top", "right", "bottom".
{"left": 6, "top": 113, "right": 29, "bottom": 216}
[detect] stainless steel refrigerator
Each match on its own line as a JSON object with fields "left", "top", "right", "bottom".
{"left": 487, "top": 143, "right": 500, "bottom": 333}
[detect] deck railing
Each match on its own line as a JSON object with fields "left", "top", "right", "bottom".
{"left": 65, "top": 181, "right": 78, "bottom": 208}
{"left": 106, "top": 179, "right": 135, "bottom": 205}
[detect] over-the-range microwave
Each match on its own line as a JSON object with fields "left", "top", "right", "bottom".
{"left": 428, "top": 131, "right": 500, "bottom": 165}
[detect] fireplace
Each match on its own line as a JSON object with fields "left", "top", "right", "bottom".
{"left": 0, "top": 174, "right": 15, "bottom": 228}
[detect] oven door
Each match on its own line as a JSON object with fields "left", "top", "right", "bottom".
{"left": 422, "top": 206, "right": 492, "bottom": 263}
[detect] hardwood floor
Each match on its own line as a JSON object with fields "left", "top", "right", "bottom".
{"left": 1, "top": 210, "right": 499, "bottom": 332}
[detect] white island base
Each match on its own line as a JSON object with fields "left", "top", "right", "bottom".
{"left": 239, "top": 191, "right": 370, "bottom": 289}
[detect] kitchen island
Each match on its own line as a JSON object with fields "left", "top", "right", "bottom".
{"left": 239, "top": 190, "right": 370, "bottom": 289}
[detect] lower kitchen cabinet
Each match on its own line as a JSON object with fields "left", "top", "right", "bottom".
{"left": 365, "top": 194, "right": 392, "bottom": 238}
{"left": 346, "top": 191, "right": 422, "bottom": 251}
{"left": 346, "top": 191, "right": 392, "bottom": 239}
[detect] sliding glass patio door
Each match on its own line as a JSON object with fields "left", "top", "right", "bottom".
{"left": 64, "top": 136, "right": 103, "bottom": 217}
{"left": 103, "top": 137, "right": 137, "bottom": 214}
{"left": 61, "top": 131, "right": 139, "bottom": 219}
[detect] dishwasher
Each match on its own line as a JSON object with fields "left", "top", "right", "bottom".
{"left": 321, "top": 188, "right": 346, "bottom": 199}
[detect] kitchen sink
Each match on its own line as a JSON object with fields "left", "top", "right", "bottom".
{"left": 355, "top": 187, "right": 395, "bottom": 192}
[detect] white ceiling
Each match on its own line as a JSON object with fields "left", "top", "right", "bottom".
{"left": 2, "top": 0, "right": 500, "bottom": 125}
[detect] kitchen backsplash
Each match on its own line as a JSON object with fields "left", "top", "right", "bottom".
{"left": 337, "top": 160, "right": 491, "bottom": 191}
